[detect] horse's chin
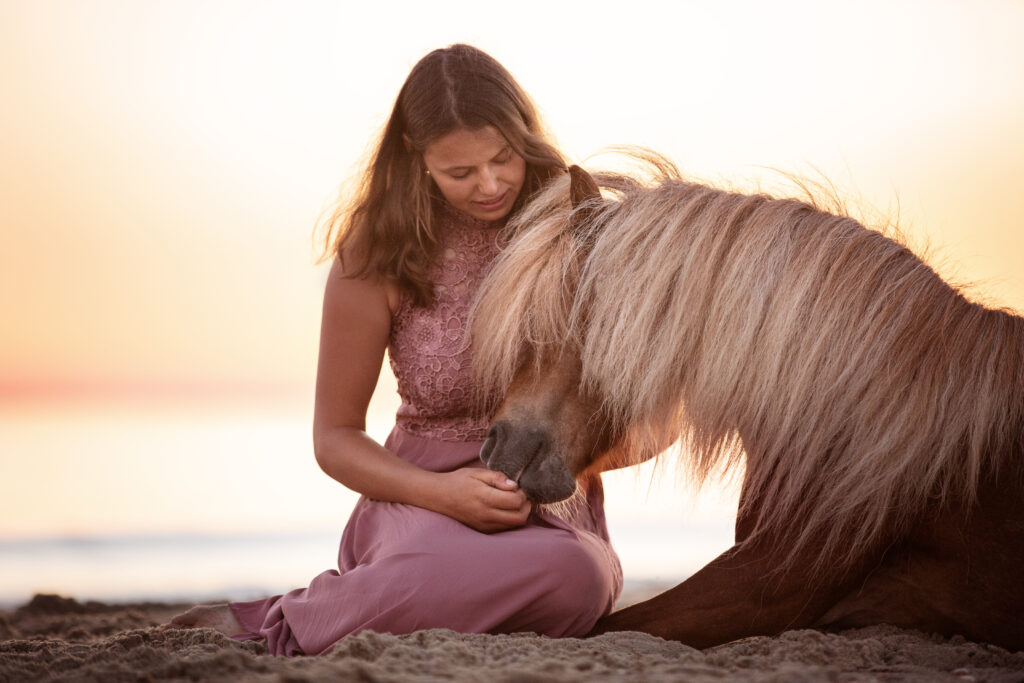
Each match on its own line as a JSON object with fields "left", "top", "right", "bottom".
{"left": 518, "top": 456, "right": 577, "bottom": 504}
{"left": 480, "top": 421, "right": 578, "bottom": 504}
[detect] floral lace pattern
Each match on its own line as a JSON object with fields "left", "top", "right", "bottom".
{"left": 388, "top": 203, "right": 504, "bottom": 442}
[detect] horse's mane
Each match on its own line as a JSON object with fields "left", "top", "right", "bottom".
{"left": 472, "top": 152, "right": 1024, "bottom": 569}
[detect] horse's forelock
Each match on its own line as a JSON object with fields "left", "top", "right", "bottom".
{"left": 471, "top": 167, "right": 653, "bottom": 404}
{"left": 471, "top": 174, "right": 578, "bottom": 406}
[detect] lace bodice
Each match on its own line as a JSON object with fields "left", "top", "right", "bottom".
{"left": 388, "top": 203, "right": 504, "bottom": 442}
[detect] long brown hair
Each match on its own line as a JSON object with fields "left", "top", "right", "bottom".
{"left": 317, "top": 44, "right": 566, "bottom": 305}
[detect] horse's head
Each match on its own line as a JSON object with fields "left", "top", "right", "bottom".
{"left": 477, "top": 166, "right": 625, "bottom": 503}
{"left": 480, "top": 350, "right": 619, "bottom": 503}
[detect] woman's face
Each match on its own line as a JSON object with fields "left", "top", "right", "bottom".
{"left": 422, "top": 126, "right": 527, "bottom": 221}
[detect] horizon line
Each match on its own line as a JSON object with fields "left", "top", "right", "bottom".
{"left": 0, "top": 377, "right": 314, "bottom": 406}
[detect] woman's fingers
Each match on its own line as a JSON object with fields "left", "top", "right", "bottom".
{"left": 445, "top": 468, "right": 534, "bottom": 531}
{"left": 464, "top": 468, "right": 526, "bottom": 510}
{"left": 480, "top": 503, "right": 532, "bottom": 532}
{"left": 471, "top": 476, "right": 531, "bottom": 528}
{"left": 484, "top": 483, "right": 529, "bottom": 511}
{"left": 484, "top": 490, "right": 532, "bottom": 528}
{"left": 473, "top": 468, "right": 519, "bottom": 490}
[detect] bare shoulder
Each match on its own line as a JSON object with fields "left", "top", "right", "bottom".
{"left": 325, "top": 250, "right": 401, "bottom": 317}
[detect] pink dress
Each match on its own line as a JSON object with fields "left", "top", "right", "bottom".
{"left": 230, "top": 203, "right": 622, "bottom": 656}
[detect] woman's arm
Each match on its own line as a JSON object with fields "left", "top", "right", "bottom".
{"left": 311, "top": 257, "right": 531, "bottom": 532}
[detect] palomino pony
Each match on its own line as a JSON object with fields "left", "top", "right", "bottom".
{"left": 472, "top": 157, "right": 1024, "bottom": 651}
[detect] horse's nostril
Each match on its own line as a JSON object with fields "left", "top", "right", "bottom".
{"left": 479, "top": 422, "right": 505, "bottom": 465}
{"left": 479, "top": 437, "right": 494, "bottom": 465}
{"left": 487, "top": 422, "right": 505, "bottom": 441}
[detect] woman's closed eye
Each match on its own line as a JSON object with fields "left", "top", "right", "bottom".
{"left": 446, "top": 149, "right": 513, "bottom": 180}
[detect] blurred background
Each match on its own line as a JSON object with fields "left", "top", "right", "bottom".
{"left": 2, "top": 0, "right": 1021, "bottom": 606}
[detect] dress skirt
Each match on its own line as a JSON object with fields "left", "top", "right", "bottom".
{"left": 229, "top": 426, "right": 623, "bottom": 656}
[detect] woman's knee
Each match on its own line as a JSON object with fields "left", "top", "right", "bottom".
{"left": 541, "top": 542, "right": 616, "bottom": 620}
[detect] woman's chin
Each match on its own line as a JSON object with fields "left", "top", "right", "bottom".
{"left": 467, "top": 193, "right": 513, "bottom": 220}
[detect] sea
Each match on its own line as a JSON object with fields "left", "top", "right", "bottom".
{"left": 0, "top": 397, "right": 737, "bottom": 608}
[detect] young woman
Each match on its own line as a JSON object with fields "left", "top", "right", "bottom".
{"left": 170, "top": 44, "right": 622, "bottom": 656}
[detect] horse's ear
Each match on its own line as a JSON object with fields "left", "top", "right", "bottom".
{"left": 569, "top": 165, "right": 600, "bottom": 208}
{"left": 568, "top": 165, "right": 600, "bottom": 232}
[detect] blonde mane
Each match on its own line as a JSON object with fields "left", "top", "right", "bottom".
{"left": 473, "top": 154, "right": 1024, "bottom": 568}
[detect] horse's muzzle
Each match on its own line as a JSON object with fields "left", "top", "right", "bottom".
{"left": 480, "top": 421, "right": 577, "bottom": 504}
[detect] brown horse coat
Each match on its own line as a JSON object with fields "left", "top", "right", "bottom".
{"left": 472, "top": 158, "right": 1024, "bottom": 651}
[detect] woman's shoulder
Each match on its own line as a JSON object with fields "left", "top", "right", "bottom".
{"left": 326, "top": 249, "right": 402, "bottom": 317}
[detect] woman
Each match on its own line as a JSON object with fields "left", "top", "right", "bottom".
{"left": 170, "top": 44, "right": 622, "bottom": 656}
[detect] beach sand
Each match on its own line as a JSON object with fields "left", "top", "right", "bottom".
{"left": 2, "top": 593, "right": 1023, "bottom": 682}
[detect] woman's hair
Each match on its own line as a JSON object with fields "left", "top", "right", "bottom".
{"left": 317, "top": 44, "right": 566, "bottom": 306}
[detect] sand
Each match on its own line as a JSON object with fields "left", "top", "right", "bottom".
{"left": 2, "top": 594, "right": 1023, "bottom": 682}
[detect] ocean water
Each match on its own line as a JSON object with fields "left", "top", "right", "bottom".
{"left": 0, "top": 399, "right": 737, "bottom": 607}
{"left": 0, "top": 518, "right": 734, "bottom": 608}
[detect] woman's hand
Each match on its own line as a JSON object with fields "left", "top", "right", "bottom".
{"left": 431, "top": 468, "right": 532, "bottom": 533}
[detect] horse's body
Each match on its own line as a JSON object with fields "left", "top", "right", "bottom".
{"left": 471, "top": 159, "right": 1024, "bottom": 651}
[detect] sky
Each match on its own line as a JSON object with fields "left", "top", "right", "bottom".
{"left": 1, "top": 0, "right": 1022, "bottom": 541}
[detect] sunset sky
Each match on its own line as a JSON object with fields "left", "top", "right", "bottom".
{"left": 1, "top": 0, "right": 1022, "bottom": 541}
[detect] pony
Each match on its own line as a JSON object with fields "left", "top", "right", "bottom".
{"left": 471, "top": 154, "right": 1024, "bottom": 651}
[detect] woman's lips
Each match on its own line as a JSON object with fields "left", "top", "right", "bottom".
{"left": 474, "top": 191, "right": 508, "bottom": 209}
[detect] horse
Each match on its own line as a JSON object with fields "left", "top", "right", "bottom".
{"left": 471, "top": 155, "right": 1024, "bottom": 651}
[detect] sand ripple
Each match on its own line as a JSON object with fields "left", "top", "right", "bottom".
{"left": 2, "top": 595, "right": 1022, "bottom": 682}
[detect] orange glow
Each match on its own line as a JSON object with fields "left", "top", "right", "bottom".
{"left": 1, "top": 1, "right": 1021, "bottom": 539}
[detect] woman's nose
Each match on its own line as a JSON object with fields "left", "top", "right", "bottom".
{"left": 478, "top": 167, "right": 499, "bottom": 195}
